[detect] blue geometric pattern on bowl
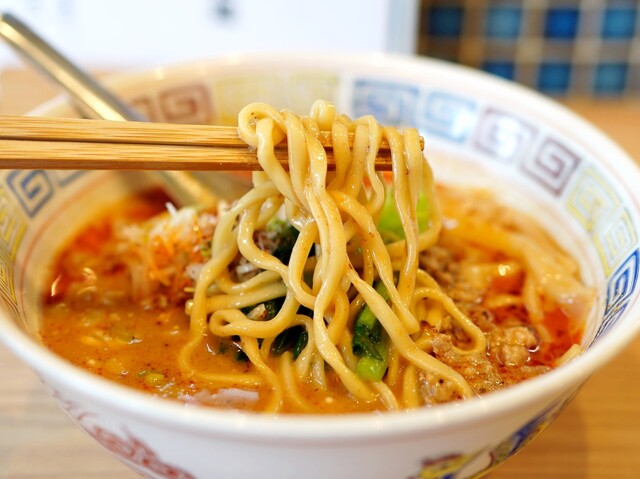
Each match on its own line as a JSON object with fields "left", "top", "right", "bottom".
{"left": 352, "top": 80, "right": 419, "bottom": 126}
{"left": 6, "top": 170, "right": 85, "bottom": 218}
{"left": 417, "top": 91, "right": 477, "bottom": 143}
{"left": 602, "top": 250, "right": 639, "bottom": 339}
{"left": 7, "top": 171, "right": 55, "bottom": 218}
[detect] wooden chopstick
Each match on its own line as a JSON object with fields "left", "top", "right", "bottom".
{"left": 0, "top": 116, "right": 424, "bottom": 171}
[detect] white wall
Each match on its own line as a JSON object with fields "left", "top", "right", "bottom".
{"left": 0, "top": 0, "right": 418, "bottom": 70}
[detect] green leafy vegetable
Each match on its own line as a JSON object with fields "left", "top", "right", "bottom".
{"left": 291, "top": 329, "right": 309, "bottom": 360}
{"left": 267, "top": 219, "right": 300, "bottom": 264}
{"left": 355, "top": 347, "right": 388, "bottom": 382}
{"left": 235, "top": 349, "right": 250, "bottom": 362}
{"left": 352, "top": 281, "right": 391, "bottom": 382}
{"left": 377, "top": 187, "right": 429, "bottom": 240}
{"left": 263, "top": 299, "right": 282, "bottom": 320}
{"left": 271, "top": 325, "right": 308, "bottom": 359}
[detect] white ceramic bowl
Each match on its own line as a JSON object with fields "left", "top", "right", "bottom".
{"left": 1, "top": 53, "right": 640, "bottom": 479}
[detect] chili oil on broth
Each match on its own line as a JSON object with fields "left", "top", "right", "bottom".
{"left": 39, "top": 185, "right": 586, "bottom": 414}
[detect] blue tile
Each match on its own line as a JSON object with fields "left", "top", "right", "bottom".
{"left": 602, "top": 7, "right": 636, "bottom": 39}
{"left": 594, "top": 63, "right": 628, "bottom": 95}
{"left": 544, "top": 8, "right": 580, "bottom": 39}
{"left": 486, "top": 6, "right": 522, "bottom": 38}
{"left": 483, "top": 61, "right": 516, "bottom": 80}
{"left": 538, "top": 63, "right": 572, "bottom": 94}
{"left": 427, "top": 6, "right": 464, "bottom": 37}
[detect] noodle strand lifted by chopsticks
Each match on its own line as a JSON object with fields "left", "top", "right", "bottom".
{"left": 178, "top": 100, "right": 486, "bottom": 411}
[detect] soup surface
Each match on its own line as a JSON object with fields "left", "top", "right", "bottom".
{"left": 40, "top": 186, "right": 586, "bottom": 414}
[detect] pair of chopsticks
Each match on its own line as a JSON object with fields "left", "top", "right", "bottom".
{"left": 0, "top": 116, "right": 421, "bottom": 171}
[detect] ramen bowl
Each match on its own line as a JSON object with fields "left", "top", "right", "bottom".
{"left": 1, "top": 53, "right": 639, "bottom": 479}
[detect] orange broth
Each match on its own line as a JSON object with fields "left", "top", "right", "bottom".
{"left": 40, "top": 188, "right": 584, "bottom": 413}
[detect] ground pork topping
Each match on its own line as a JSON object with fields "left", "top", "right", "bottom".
{"left": 489, "top": 325, "right": 539, "bottom": 367}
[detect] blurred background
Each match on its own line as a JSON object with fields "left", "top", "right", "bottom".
{"left": 419, "top": 0, "right": 639, "bottom": 96}
{"left": 0, "top": 0, "right": 638, "bottom": 101}
{"left": 0, "top": 0, "right": 418, "bottom": 68}
{"left": 0, "top": 0, "right": 638, "bottom": 111}
{"left": 0, "top": 0, "right": 418, "bottom": 114}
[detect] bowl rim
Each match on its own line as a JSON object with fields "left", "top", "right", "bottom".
{"left": 3, "top": 51, "right": 640, "bottom": 441}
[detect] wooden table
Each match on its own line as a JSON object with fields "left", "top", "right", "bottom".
{"left": 1, "top": 69, "right": 639, "bottom": 478}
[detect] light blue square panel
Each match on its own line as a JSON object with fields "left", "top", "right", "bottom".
{"left": 486, "top": 6, "right": 522, "bottom": 38}
{"left": 538, "top": 63, "right": 572, "bottom": 94}
{"left": 594, "top": 63, "right": 628, "bottom": 95}
{"left": 602, "top": 7, "right": 636, "bottom": 39}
